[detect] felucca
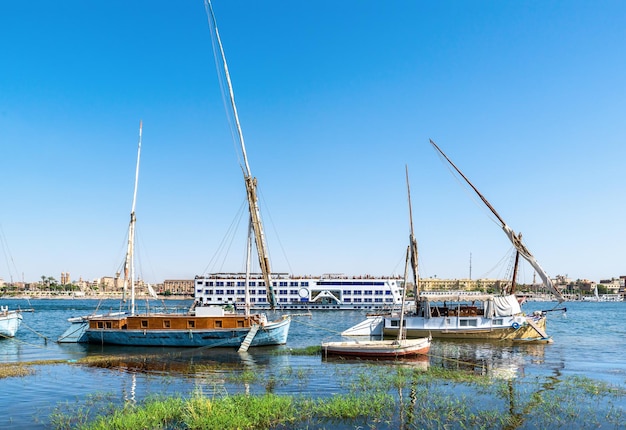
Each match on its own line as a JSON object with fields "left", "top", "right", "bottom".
{"left": 344, "top": 142, "right": 565, "bottom": 342}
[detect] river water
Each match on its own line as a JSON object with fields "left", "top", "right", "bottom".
{"left": 1, "top": 298, "right": 625, "bottom": 429}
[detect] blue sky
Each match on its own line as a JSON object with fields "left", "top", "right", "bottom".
{"left": 1, "top": 1, "right": 624, "bottom": 285}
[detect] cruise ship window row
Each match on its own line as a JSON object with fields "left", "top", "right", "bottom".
{"left": 197, "top": 281, "right": 314, "bottom": 287}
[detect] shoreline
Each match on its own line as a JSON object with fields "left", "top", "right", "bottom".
{"left": 1, "top": 294, "right": 193, "bottom": 301}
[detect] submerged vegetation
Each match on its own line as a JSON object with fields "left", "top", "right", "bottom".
{"left": 45, "top": 350, "right": 626, "bottom": 430}
{"left": 0, "top": 363, "right": 35, "bottom": 378}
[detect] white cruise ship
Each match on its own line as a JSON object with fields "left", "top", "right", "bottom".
{"left": 194, "top": 273, "right": 405, "bottom": 311}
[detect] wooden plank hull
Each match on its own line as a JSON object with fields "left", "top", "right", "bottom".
{"left": 322, "top": 337, "right": 430, "bottom": 358}
{"left": 82, "top": 314, "right": 290, "bottom": 347}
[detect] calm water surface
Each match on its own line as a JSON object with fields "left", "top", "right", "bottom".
{"left": 1, "top": 298, "right": 625, "bottom": 428}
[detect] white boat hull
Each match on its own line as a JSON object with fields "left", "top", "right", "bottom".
{"left": 0, "top": 309, "right": 22, "bottom": 338}
{"left": 322, "top": 337, "right": 430, "bottom": 358}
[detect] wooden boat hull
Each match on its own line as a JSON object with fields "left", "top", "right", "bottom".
{"left": 322, "top": 337, "right": 430, "bottom": 358}
{"left": 82, "top": 314, "right": 290, "bottom": 347}
{"left": 0, "top": 309, "right": 22, "bottom": 338}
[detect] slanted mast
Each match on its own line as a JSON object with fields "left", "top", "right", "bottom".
{"left": 429, "top": 139, "right": 565, "bottom": 303}
{"left": 204, "top": 0, "right": 276, "bottom": 308}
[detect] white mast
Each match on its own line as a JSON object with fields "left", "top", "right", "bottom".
{"left": 124, "top": 120, "right": 142, "bottom": 315}
{"left": 204, "top": 0, "right": 276, "bottom": 308}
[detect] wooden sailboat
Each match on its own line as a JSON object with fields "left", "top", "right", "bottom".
{"left": 344, "top": 143, "right": 562, "bottom": 342}
{"left": 77, "top": 0, "right": 292, "bottom": 347}
{"left": 381, "top": 141, "right": 561, "bottom": 342}
{"left": 59, "top": 123, "right": 289, "bottom": 348}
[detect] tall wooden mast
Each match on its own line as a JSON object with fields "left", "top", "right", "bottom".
{"left": 405, "top": 166, "right": 420, "bottom": 300}
{"left": 205, "top": 0, "right": 275, "bottom": 308}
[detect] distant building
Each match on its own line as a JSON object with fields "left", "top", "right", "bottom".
{"left": 163, "top": 279, "right": 194, "bottom": 296}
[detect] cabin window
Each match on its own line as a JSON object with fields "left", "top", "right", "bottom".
{"left": 226, "top": 289, "right": 234, "bottom": 294}
{"left": 163, "top": 320, "right": 171, "bottom": 328}
{"left": 494, "top": 319, "right": 503, "bottom": 325}
{"left": 290, "top": 282, "right": 298, "bottom": 287}
{"left": 301, "top": 281, "right": 309, "bottom": 287}
{"left": 97, "top": 321, "right": 104, "bottom": 329}
{"left": 188, "top": 320, "right": 195, "bottom": 328}
{"left": 390, "top": 320, "right": 399, "bottom": 327}
{"left": 105, "top": 321, "right": 112, "bottom": 329}
{"left": 249, "top": 282, "right": 256, "bottom": 287}
{"left": 237, "top": 320, "right": 244, "bottom": 328}
{"left": 141, "top": 320, "right": 148, "bottom": 328}
{"left": 459, "top": 319, "right": 478, "bottom": 327}
{"left": 215, "top": 320, "right": 222, "bottom": 328}
{"left": 259, "top": 282, "right": 265, "bottom": 287}
{"left": 226, "top": 282, "right": 234, "bottom": 287}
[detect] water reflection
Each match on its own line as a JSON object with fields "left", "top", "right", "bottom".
{"left": 429, "top": 339, "right": 549, "bottom": 380}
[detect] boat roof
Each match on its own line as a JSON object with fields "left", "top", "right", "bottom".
{"left": 419, "top": 291, "right": 497, "bottom": 302}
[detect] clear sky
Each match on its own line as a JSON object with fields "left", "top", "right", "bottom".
{"left": 1, "top": 1, "right": 624, "bottom": 285}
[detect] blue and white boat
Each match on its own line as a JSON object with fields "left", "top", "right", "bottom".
{"left": 61, "top": 2, "right": 292, "bottom": 350}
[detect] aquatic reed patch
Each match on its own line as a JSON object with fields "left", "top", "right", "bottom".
{"left": 0, "top": 363, "right": 35, "bottom": 378}
{"left": 50, "top": 368, "right": 626, "bottom": 430}
{"left": 272, "top": 345, "right": 321, "bottom": 355}
{"left": 67, "top": 391, "right": 395, "bottom": 430}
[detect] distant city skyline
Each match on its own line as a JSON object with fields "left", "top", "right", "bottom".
{"left": 1, "top": 1, "right": 624, "bottom": 284}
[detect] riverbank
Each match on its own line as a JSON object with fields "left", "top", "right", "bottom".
{"left": 1, "top": 293, "right": 192, "bottom": 301}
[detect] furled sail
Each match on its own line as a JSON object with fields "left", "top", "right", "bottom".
{"left": 429, "top": 139, "right": 565, "bottom": 303}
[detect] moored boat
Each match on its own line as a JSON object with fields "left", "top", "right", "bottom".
{"left": 344, "top": 146, "right": 565, "bottom": 343}
{"left": 323, "top": 203, "right": 431, "bottom": 359}
{"left": 0, "top": 306, "right": 22, "bottom": 338}
{"left": 322, "top": 337, "right": 430, "bottom": 358}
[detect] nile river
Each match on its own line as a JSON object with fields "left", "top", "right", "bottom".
{"left": 1, "top": 298, "right": 625, "bottom": 429}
